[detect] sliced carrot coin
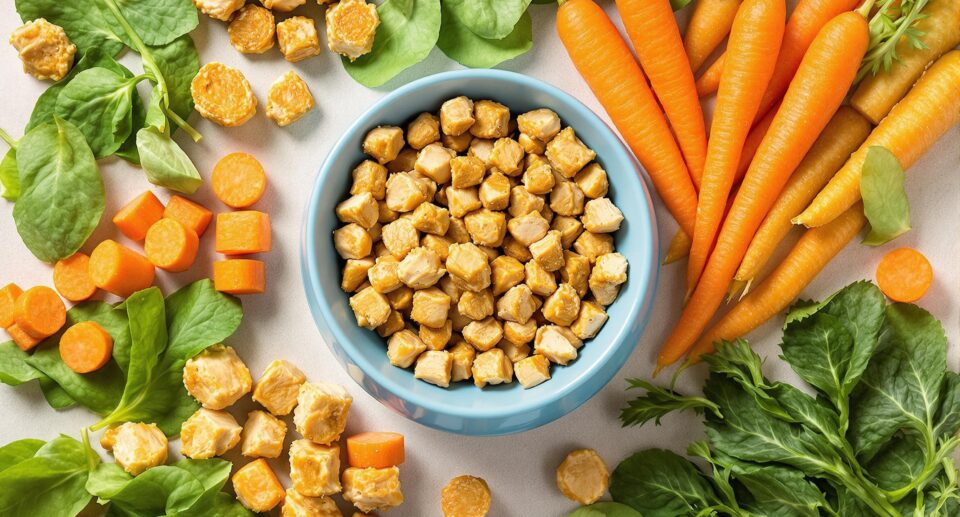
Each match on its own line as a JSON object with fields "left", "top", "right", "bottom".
{"left": 89, "top": 240, "right": 156, "bottom": 298}
{"left": 346, "top": 432, "right": 405, "bottom": 468}
{"left": 0, "top": 283, "right": 23, "bottom": 329}
{"left": 164, "top": 195, "right": 213, "bottom": 237}
{"left": 59, "top": 321, "right": 114, "bottom": 373}
{"left": 113, "top": 191, "right": 165, "bottom": 241}
{"left": 212, "top": 152, "right": 267, "bottom": 208}
{"left": 53, "top": 253, "right": 97, "bottom": 302}
{"left": 144, "top": 219, "right": 200, "bottom": 273}
{"left": 7, "top": 323, "right": 42, "bottom": 352}
{"left": 876, "top": 247, "right": 933, "bottom": 303}
{"left": 13, "top": 286, "right": 66, "bottom": 339}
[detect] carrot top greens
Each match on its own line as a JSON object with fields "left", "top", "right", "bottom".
{"left": 857, "top": 0, "right": 931, "bottom": 81}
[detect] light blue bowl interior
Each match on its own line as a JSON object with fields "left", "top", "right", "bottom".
{"left": 302, "top": 70, "right": 660, "bottom": 436}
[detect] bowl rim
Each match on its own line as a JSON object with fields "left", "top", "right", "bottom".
{"left": 301, "top": 69, "right": 660, "bottom": 432}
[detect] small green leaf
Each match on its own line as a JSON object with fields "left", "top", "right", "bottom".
{"left": 610, "top": 449, "right": 719, "bottom": 516}
{"left": 443, "top": 0, "right": 532, "bottom": 39}
{"left": 0, "top": 149, "right": 19, "bottom": 201}
{"left": 55, "top": 67, "right": 139, "bottom": 158}
{"left": 861, "top": 146, "right": 911, "bottom": 245}
{"left": 733, "top": 463, "right": 827, "bottom": 517}
{"left": 437, "top": 6, "right": 532, "bottom": 69}
{"left": 620, "top": 378, "right": 721, "bottom": 427}
{"left": 0, "top": 435, "right": 94, "bottom": 517}
{"left": 149, "top": 35, "right": 200, "bottom": 123}
{"left": 136, "top": 127, "right": 202, "bottom": 194}
{"left": 780, "top": 312, "right": 854, "bottom": 404}
{"left": 0, "top": 439, "right": 44, "bottom": 473}
{"left": 164, "top": 279, "right": 243, "bottom": 360}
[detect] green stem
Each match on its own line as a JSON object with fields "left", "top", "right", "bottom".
{"left": 80, "top": 428, "right": 98, "bottom": 472}
{"left": 0, "top": 128, "right": 17, "bottom": 149}
{"left": 856, "top": 0, "right": 878, "bottom": 17}
{"left": 163, "top": 107, "right": 201, "bottom": 142}
{"left": 835, "top": 467, "right": 903, "bottom": 517}
{"left": 885, "top": 434, "right": 960, "bottom": 501}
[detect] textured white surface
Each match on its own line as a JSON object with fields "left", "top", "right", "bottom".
{"left": 0, "top": 3, "right": 958, "bottom": 516}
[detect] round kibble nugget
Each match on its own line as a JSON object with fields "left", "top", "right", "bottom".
{"left": 556, "top": 449, "right": 609, "bottom": 505}
{"left": 441, "top": 475, "right": 491, "bottom": 517}
{"left": 191, "top": 63, "right": 257, "bottom": 127}
{"left": 228, "top": 4, "right": 275, "bottom": 54}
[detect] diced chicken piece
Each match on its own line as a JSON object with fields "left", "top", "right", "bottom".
{"left": 282, "top": 489, "right": 343, "bottom": 517}
{"left": 368, "top": 256, "right": 402, "bottom": 294}
{"left": 467, "top": 138, "right": 494, "bottom": 168}
{"left": 377, "top": 310, "right": 405, "bottom": 338}
{"left": 556, "top": 449, "right": 609, "bottom": 505}
{"left": 550, "top": 181, "right": 586, "bottom": 217}
{"left": 449, "top": 340, "right": 476, "bottom": 382}
{"left": 336, "top": 192, "right": 379, "bottom": 229}
{"left": 387, "top": 329, "right": 427, "bottom": 368}
{"left": 503, "top": 319, "right": 538, "bottom": 346}
{"left": 464, "top": 208, "right": 507, "bottom": 247}
{"left": 381, "top": 218, "right": 419, "bottom": 259}
{"left": 233, "top": 459, "right": 285, "bottom": 512}
{"left": 445, "top": 187, "right": 482, "bottom": 218}
{"left": 518, "top": 132, "right": 546, "bottom": 155}
{"left": 589, "top": 252, "right": 628, "bottom": 305}
{"left": 334, "top": 223, "right": 373, "bottom": 260}
{"left": 385, "top": 172, "right": 429, "bottom": 213}
{"left": 325, "top": 0, "right": 379, "bottom": 61}
{"left": 194, "top": 0, "right": 244, "bottom": 21}
{"left": 496, "top": 284, "right": 537, "bottom": 324}
{"left": 507, "top": 211, "right": 549, "bottom": 246}
{"left": 552, "top": 216, "right": 584, "bottom": 249}
{"left": 490, "top": 138, "right": 525, "bottom": 175}
{"left": 253, "top": 360, "right": 307, "bottom": 416}
{"left": 420, "top": 320, "right": 452, "bottom": 350}
{"left": 469, "top": 100, "right": 510, "bottom": 139}
{"left": 294, "top": 382, "right": 352, "bottom": 445}
{"left": 462, "top": 317, "right": 503, "bottom": 352}
{"left": 458, "top": 289, "right": 495, "bottom": 321}
{"left": 349, "top": 286, "right": 391, "bottom": 329}
{"left": 535, "top": 326, "right": 579, "bottom": 365}
{"left": 421, "top": 234, "right": 453, "bottom": 261}
{"left": 498, "top": 339, "right": 531, "bottom": 363}
{"left": 523, "top": 161, "right": 556, "bottom": 195}
{"left": 342, "top": 467, "right": 404, "bottom": 514}
{"left": 181, "top": 408, "right": 242, "bottom": 459}
{"left": 546, "top": 127, "right": 596, "bottom": 178}
{"left": 410, "top": 202, "right": 450, "bottom": 236}
{"left": 525, "top": 259, "right": 557, "bottom": 297}
{"left": 242, "top": 410, "right": 287, "bottom": 458}
{"left": 582, "top": 198, "right": 624, "bottom": 233}
{"left": 446, "top": 243, "right": 491, "bottom": 292}
{"left": 471, "top": 348, "right": 513, "bottom": 388}
{"left": 438, "top": 275, "right": 462, "bottom": 304}
{"left": 405, "top": 112, "right": 440, "bottom": 150}
{"left": 529, "top": 231, "right": 565, "bottom": 272}
{"left": 415, "top": 350, "right": 453, "bottom": 387}
{"left": 571, "top": 301, "right": 608, "bottom": 340}
{"left": 446, "top": 217, "right": 471, "bottom": 244}
{"left": 411, "top": 287, "right": 451, "bottom": 328}
{"left": 478, "top": 171, "right": 511, "bottom": 211}
{"left": 276, "top": 16, "right": 321, "bottom": 62}
{"left": 508, "top": 186, "right": 546, "bottom": 218}
{"left": 342, "top": 258, "right": 375, "bottom": 292}
{"left": 363, "top": 126, "right": 405, "bottom": 164}
{"left": 397, "top": 247, "right": 445, "bottom": 289}
{"left": 387, "top": 147, "right": 418, "bottom": 173}
{"left": 351, "top": 160, "right": 388, "bottom": 200}
{"left": 263, "top": 0, "right": 305, "bottom": 11}
{"left": 101, "top": 422, "right": 167, "bottom": 475}
{"left": 386, "top": 286, "right": 414, "bottom": 311}
{"left": 290, "top": 439, "right": 342, "bottom": 496}
{"left": 502, "top": 235, "right": 533, "bottom": 262}
{"left": 540, "top": 202, "right": 555, "bottom": 224}
{"left": 542, "top": 283, "right": 581, "bottom": 327}
{"left": 443, "top": 132, "right": 473, "bottom": 153}
{"left": 378, "top": 201, "right": 399, "bottom": 224}
{"left": 518, "top": 108, "right": 561, "bottom": 142}
{"left": 574, "top": 231, "right": 614, "bottom": 263}
{"left": 183, "top": 344, "right": 252, "bottom": 410}
{"left": 490, "top": 255, "right": 525, "bottom": 296}
{"left": 560, "top": 251, "right": 591, "bottom": 297}
{"left": 449, "top": 156, "right": 485, "bottom": 189}
{"left": 9, "top": 19, "right": 76, "bottom": 81}
{"left": 266, "top": 70, "right": 315, "bottom": 126}
{"left": 440, "top": 96, "right": 476, "bottom": 136}
{"left": 575, "top": 163, "right": 609, "bottom": 199}
{"left": 515, "top": 354, "right": 552, "bottom": 389}
{"left": 415, "top": 143, "right": 456, "bottom": 183}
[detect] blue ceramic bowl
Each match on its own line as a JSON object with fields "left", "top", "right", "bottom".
{"left": 302, "top": 70, "right": 659, "bottom": 436}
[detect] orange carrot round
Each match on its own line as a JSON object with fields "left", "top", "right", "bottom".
{"left": 212, "top": 152, "right": 267, "bottom": 209}
{"left": 89, "top": 240, "right": 156, "bottom": 298}
{"left": 346, "top": 432, "right": 405, "bottom": 468}
{"left": 113, "top": 191, "right": 165, "bottom": 241}
{"left": 53, "top": 253, "right": 97, "bottom": 302}
{"left": 59, "top": 321, "right": 114, "bottom": 373}
{"left": 163, "top": 195, "right": 213, "bottom": 237}
{"left": 13, "top": 286, "right": 66, "bottom": 339}
{"left": 876, "top": 248, "right": 933, "bottom": 303}
{"left": 0, "top": 283, "right": 23, "bottom": 330}
{"left": 557, "top": 0, "right": 698, "bottom": 238}
{"left": 684, "top": 0, "right": 742, "bottom": 74}
{"left": 144, "top": 218, "right": 200, "bottom": 273}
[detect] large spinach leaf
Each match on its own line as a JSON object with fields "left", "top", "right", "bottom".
{"left": 437, "top": 6, "right": 532, "bottom": 68}
{"left": 56, "top": 67, "right": 140, "bottom": 158}
{"left": 113, "top": 0, "right": 198, "bottom": 46}
{"left": 165, "top": 279, "right": 243, "bottom": 360}
{"left": 148, "top": 35, "right": 200, "bottom": 124}
{"left": 0, "top": 439, "right": 44, "bottom": 472}
{"left": 443, "top": 0, "right": 532, "bottom": 39}
{"left": 567, "top": 502, "right": 642, "bottom": 517}
{"left": 16, "top": 0, "right": 125, "bottom": 55}
{"left": 0, "top": 435, "right": 95, "bottom": 517}
{"left": 733, "top": 462, "right": 827, "bottom": 517}
{"left": 610, "top": 449, "right": 718, "bottom": 516}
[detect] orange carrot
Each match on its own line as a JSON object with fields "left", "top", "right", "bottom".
{"left": 796, "top": 51, "right": 960, "bottom": 228}
{"left": 696, "top": 55, "right": 724, "bottom": 97}
{"left": 145, "top": 219, "right": 199, "bottom": 273}
{"left": 214, "top": 260, "right": 265, "bottom": 295}
{"left": 13, "top": 286, "right": 66, "bottom": 339}
{"left": 663, "top": 230, "right": 691, "bottom": 265}
{"left": 659, "top": 12, "right": 869, "bottom": 370}
{"left": 684, "top": 0, "right": 742, "bottom": 74}
{"left": 557, "top": 0, "right": 699, "bottom": 238}
{"left": 0, "top": 283, "right": 23, "bottom": 329}
{"left": 617, "top": 0, "right": 708, "bottom": 186}
{"left": 686, "top": 204, "right": 866, "bottom": 363}
{"left": 113, "top": 191, "right": 165, "bottom": 241}
{"left": 734, "top": 107, "right": 871, "bottom": 286}
{"left": 53, "top": 253, "right": 97, "bottom": 302}
{"left": 346, "top": 432, "right": 405, "bottom": 468}
{"left": 215, "top": 211, "right": 272, "bottom": 255}
{"left": 686, "top": 0, "right": 786, "bottom": 294}
{"left": 163, "top": 195, "right": 213, "bottom": 237}
{"left": 7, "top": 324, "right": 42, "bottom": 352}
{"left": 734, "top": 102, "right": 779, "bottom": 183}
{"left": 876, "top": 247, "right": 933, "bottom": 303}
{"left": 212, "top": 152, "right": 267, "bottom": 209}
{"left": 89, "top": 240, "right": 156, "bottom": 298}
{"left": 59, "top": 321, "right": 114, "bottom": 374}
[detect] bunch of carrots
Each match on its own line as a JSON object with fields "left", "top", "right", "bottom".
{"left": 556, "top": 0, "right": 960, "bottom": 372}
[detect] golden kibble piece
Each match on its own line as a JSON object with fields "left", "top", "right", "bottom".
{"left": 556, "top": 449, "right": 609, "bottom": 505}
{"left": 441, "top": 475, "right": 492, "bottom": 517}
{"left": 266, "top": 71, "right": 316, "bottom": 127}
{"left": 191, "top": 63, "right": 257, "bottom": 127}
{"left": 228, "top": 5, "right": 275, "bottom": 54}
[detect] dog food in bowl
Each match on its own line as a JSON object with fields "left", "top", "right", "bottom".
{"left": 333, "top": 96, "right": 628, "bottom": 390}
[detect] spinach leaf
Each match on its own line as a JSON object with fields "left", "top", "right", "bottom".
{"left": 115, "top": 87, "right": 147, "bottom": 165}
{"left": 610, "top": 449, "right": 718, "bottom": 516}
{"left": 933, "top": 372, "right": 960, "bottom": 439}
{"left": 174, "top": 492, "right": 255, "bottom": 517}
{"left": 861, "top": 146, "right": 911, "bottom": 245}
{"left": 437, "top": 6, "right": 532, "bottom": 69}
{"left": 783, "top": 296, "right": 833, "bottom": 328}
{"left": 40, "top": 380, "right": 78, "bottom": 409}
{"left": 0, "top": 435, "right": 94, "bottom": 517}
{"left": 0, "top": 342, "right": 47, "bottom": 386}
{"left": 0, "top": 149, "right": 19, "bottom": 201}
{"left": 56, "top": 67, "right": 140, "bottom": 158}
{"left": 343, "top": 0, "right": 442, "bottom": 87}
{"left": 13, "top": 117, "right": 104, "bottom": 263}
{"left": 136, "top": 127, "right": 201, "bottom": 193}
{"left": 862, "top": 437, "right": 925, "bottom": 491}
{"left": 89, "top": 459, "right": 233, "bottom": 516}
{"left": 567, "top": 502, "right": 643, "bottom": 517}
{"left": 86, "top": 463, "right": 134, "bottom": 500}
{"left": 732, "top": 462, "right": 827, "bottom": 517}
{"left": 165, "top": 279, "right": 242, "bottom": 360}
{"left": 113, "top": 0, "right": 198, "bottom": 46}
{"left": 149, "top": 35, "right": 200, "bottom": 123}
{"left": 816, "top": 281, "right": 885, "bottom": 395}
{"left": 16, "top": 0, "right": 125, "bottom": 56}
{"left": 443, "top": 0, "right": 531, "bottom": 39}
{"left": 780, "top": 312, "right": 854, "bottom": 405}
{"left": 0, "top": 439, "right": 44, "bottom": 472}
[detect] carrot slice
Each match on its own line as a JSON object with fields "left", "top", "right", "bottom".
{"left": 164, "top": 195, "right": 213, "bottom": 237}
{"left": 876, "top": 248, "right": 933, "bottom": 303}
{"left": 214, "top": 260, "right": 265, "bottom": 295}
{"left": 53, "top": 253, "right": 97, "bottom": 302}
{"left": 89, "top": 240, "right": 156, "bottom": 298}
{"left": 59, "top": 321, "right": 113, "bottom": 373}
{"left": 145, "top": 219, "right": 200, "bottom": 273}
{"left": 0, "top": 283, "right": 23, "bottom": 329}
{"left": 7, "top": 323, "right": 42, "bottom": 352}
{"left": 113, "top": 191, "right": 165, "bottom": 241}
{"left": 13, "top": 286, "right": 66, "bottom": 339}
{"left": 215, "top": 211, "right": 272, "bottom": 255}
{"left": 212, "top": 153, "right": 267, "bottom": 209}
{"left": 346, "top": 432, "right": 405, "bottom": 468}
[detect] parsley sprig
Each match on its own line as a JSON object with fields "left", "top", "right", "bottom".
{"left": 857, "top": 0, "right": 932, "bottom": 82}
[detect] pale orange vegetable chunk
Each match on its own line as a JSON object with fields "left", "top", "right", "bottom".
{"left": 212, "top": 153, "right": 267, "bottom": 208}
{"left": 214, "top": 260, "right": 265, "bottom": 295}
{"left": 7, "top": 323, "right": 41, "bottom": 352}
{"left": 876, "top": 248, "right": 933, "bottom": 303}
{"left": 163, "top": 195, "right": 213, "bottom": 237}
{"left": 0, "top": 283, "right": 23, "bottom": 329}
{"left": 145, "top": 219, "right": 199, "bottom": 272}
{"left": 346, "top": 432, "right": 405, "bottom": 468}
{"left": 53, "top": 253, "right": 97, "bottom": 302}
{"left": 59, "top": 321, "right": 113, "bottom": 373}
{"left": 113, "top": 191, "right": 165, "bottom": 241}
{"left": 14, "top": 286, "right": 66, "bottom": 339}
{"left": 89, "top": 240, "right": 156, "bottom": 298}
{"left": 216, "top": 211, "right": 272, "bottom": 255}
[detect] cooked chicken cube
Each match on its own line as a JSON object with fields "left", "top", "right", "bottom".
{"left": 550, "top": 181, "right": 586, "bottom": 217}
{"left": 411, "top": 288, "right": 451, "bottom": 328}
{"left": 397, "top": 247, "right": 445, "bottom": 289}
{"left": 342, "top": 467, "right": 404, "bottom": 514}
{"left": 387, "top": 329, "right": 427, "bottom": 368}
{"left": 421, "top": 234, "right": 453, "bottom": 261}
{"left": 294, "top": 382, "right": 352, "bottom": 445}
{"left": 349, "top": 287, "right": 391, "bottom": 329}
{"left": 503, "top": 319, "right": 538, "bottom": 345}
{"left": 266, "top": 70, "right": 315, "bottom": 126}
{"left": 502, "top": 235, "right": 533, "bottom": 262}
{"left": 253, "top": 360, "right": 306, "bottom": 416}
{"left": 523, "top": 161, "right": 556, "bottom": 195}
{"left": 367, "top": 256, "right": 402, "bottom": 294}
{"left": 496, "top": 284, "right": 537, "bottom": 324}
{"left": 101, "top": 422, "right": 168, "bottom": 475}
{"left": 450, "top": 156, "right": 485, "bottom": 189}
{"left": 574, "top": 231, "right": 614, "bottom": 263}
{"left": 489, "top": 255, "right": 525, "bottom": 295}
{"left": 449, "top": 304, "right": 472, "bottom": 332}
{"left": 233, "top": 459, "right": 285, "bottom": 512}
{"left": 571, "top": 301, "right": 609, "bottom": 340}
{"left": 276, "top": 16, "right": 321, "bottom": 62}
{"left": 414, "top": 143, "right": 456, "bottom": 184}
{"left": 542, "top": 283, "right": 581, "bottom": 327}
{"left": 490, "top": 138, "right": 524, "bottom": 175}
{"left": 518, "top": 108, "right": 561, "bottom": 142}
{"left": 552, "top": 216, "right": 584, "bottom": 249}
{"left": 194, "top": 0, "right": 244, "bottom": 21}
{"left": 448, "top": 341, "right": 476, "bottom": 381}
{"left": 582, "top": 198, "right": 624, "bottom": 233}
{"left": 534, "top": 326, "right": 579, "bottom": 365}
{"left": 467, "top": 138, "right": 494, "bottom": 168}
{"left": 334, "top": 223, "right": 373, "bottom": 260}
{"left": 377, "top": 310, "right": 405, "bottom": 338}
{"left": 410, "top": 202, "right": 450, "bottom": 236}
{"left": 540, "top": 202, "right": 555, "bottom": 224}
{"left": 525, "top": 259, "right": 557, "bottom": 297}
{"left": 477, "top": 245, "right": 500, "bottom": 262}
{"left": 191, "top": 63, "right": 258, "bottom": 127}
{"left": 462, "top": 317, "right": 503, "bottom": 352}
{"left": 363, "top": 126, "right": 405, "bottom": 164}
{"left": 10, "top": 19, "right": 76, "bottom": 81}
{"left": 183, "top": 344, "right": 252, "bottom": 410}
{"left": 290, "top": 439, "right": 342, "bottom": 496}
{"left": 440, "top": 96, "right": 476, "bottom": 136}
{"left": 477, "top": 171, "right": 511, "bottom": 211}
{"left": 420, "top": 320, "right": 452, "bottom": 350}
{"left": 414, "top": 350, "right": 453, "bottom": 387}
{"left": 387, "top": 147, "right": 418, "bottom": 173}
{"left": 386, "top": 286, "right": 414, "bottom": 311}
{"left": 406, "top": 112, "right": 440, "bottom": 150}
{"left": 471, "top": 348, "right": 513, "bottom": 388}
{"left": 529, "top": 231, "right": 565, "bottom": 272}
{"left": 342, "top": 258, "right": 375, "bottom": 292}
{"left": 262, "top": 0, "right": 305, "bottom": 11}
{"left": 446, "top": 217, "right": 471, "bottom": 244}
{"left": 592, "top": 252, "right": 628, "bottom": 284}
{"left": 378, "top": 201, "right": 399, "bottom": 224}
{"left": 282, "top": 490, "right": 342, "bottom": 517}
{"left": 546, "top": 127, "right": 596, "bottom": 178}
{"left": 325, "top": 0, "right": 379, "bottom": 61}
{"left": 438, "top": 275, "right": 462, "bottom": 304}
{"left": 507, "top": 211, "right": 550, "bottom": 247}
{"left": 464, "top": 208, "right": 507, "bottom": 247}
{"left": 180, "top": 408, "right": 241, "bottom": 459}
{"left": 381, "top": 218, "right": 420, "bottom": 259}
{"left": 516, "top": 354, "right": 552, "bottom": 388}
{"left": 556, "top": 449, "right": 609, "bottom": 505}
{"left": 446, "top": 243, "right": 491, "bottom": 292}
{"left": 506, "top": 186, "right": 543, "bottom": 219}
{"left": 385, "top": 172, "right": 429, "bottom": 213}
{"left": 443, "top": 132, "right": 473, "bottom": 153}
{"left": 336, "top": 192, "right": 379, "bottom": 229}
{"left": 350, "top": 161, "right": 388, "bottom": 200}
{"left": 242, "top": 410, "right": 287, "bottom": 459}
{"left": 458, "top": 289, "right": 495, "bottom": 320}
{"left": 442, "top": 186, "right": 479, "bottom": 219}
{"left": 575, "top": 163, "right": 609, "bottom": 199}
{"left": 560, "top": 251, "right": 591, "bottom": 297}
{"left": 498, "top": 339, "right": 531, "bottom": 363}
{"left": 469, "top": 100, "right": 510, "bottom": 139}
{"left": 518, "top": 132, "right": 546, "bottom": 155}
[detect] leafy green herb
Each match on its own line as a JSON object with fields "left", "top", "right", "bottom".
{"left": 568, "top": 502, "right": 643, "bottom": 517}
{"left": 55, "top": 67, "right": 142, "bottom": 158}
{"left": 109, "top": 0, "right": 198, "bottom": 47}
{"left": 136, "top": 127, "right": 202, "bottom": 193}
{"left": 619, "top": 378, "right": 721, "bottom": 427}
{"left": 164, "top": 279, "right": 243, "bottom": 360}
{"left": 443, "top": 0, "right": 532, "bottom": 39}
{"left": 861, "top": 146, "right": 911, "bottom": 245}
{"left": 0, "top": 435, "right": 96, "bottom": 517}
{"left": 856, "top": 0, "right": 930, "bottom": 81}
{"left": 437, "top": 6, "right": 532, "bottom": 69}
{"left": 610, "top": 449, "right": 719, "bottom": 516}
{"left": 0, "top": 149, "right": 18, "bottom": 201}
{"left": 0, "top": 440, "right": 44, "bottom": 472}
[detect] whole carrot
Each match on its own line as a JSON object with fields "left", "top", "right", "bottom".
{"left": 796, "top": 50, "right": 960, "bottom": 228}
{"left": 663, "top": 230, "right": 691, "bottom": 265}
{"left": 618, "top": 0, "right": 708, "bottom": 186}
{"left": 684, "top": 0, "right": 742, "bottom": 74}
{"left": 734, "top": 102, "right": 779, "bottom": 182}
{"left": 695, "top": 55, "right": 724, "bottom": 97}
{"left": 557, "top": 0, "right": 698, "bottom": 238}
{"left": 686, "top": 0, "right": 786, "bottom": 294}
{"left": 658, "top": 12, "right": 869, "bottom": 370}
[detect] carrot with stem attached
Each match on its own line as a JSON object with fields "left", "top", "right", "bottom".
{"left": 795, "top": 50, "right": 960, "bottom": 228}
{"left": 686, "top": 0, "right": 786, "bottom": 294}
{"left": 557, "top": 0, "right": 699, "bottom": 238}
{"left": 617, "top": 0, "right": 708, "bottom": 186}
{"left": 658, "top": 12, "right": 870, "bottom": 370}
{"left": 684, "top": 0, "right": 742, "bottom": 74}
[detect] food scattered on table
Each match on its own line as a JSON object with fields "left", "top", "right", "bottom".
{"left": 9, "top": 18, "right": 76, "bottom": 81}
{"left": 441, "top": 475, "right": 492, "bottom": 517}
{"left": 326, "top": 0, "right": 380, "bottom": 61}
{"left": 59, "top": 320, "right": 113, "bottom": 373}
{"left": 277, "top": 16, "right": 322, "bottom": 62}
{"left": 100, "top": 422, "right": 169, "bottom": 476}
{"left": 228, "top": 4, "right": 276, "bottom": 54}
{"left": 266, "top": 70, "right": 317, "bottom": 127}
{"left": 556, "top": 448, "right": 609, "bottom": 505}
{"left": 52, "top": 252, "right": 97, "bottom": 302}
{"left": 191, "top": 62, "right": 258, "bottom": 127}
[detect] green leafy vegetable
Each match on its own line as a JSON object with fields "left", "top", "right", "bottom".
{"left": 610, "top": 449, "right": 719, "bottom": 516}
{"left": 111, "top": 0, "right": 198, "bottom": 46}
{"left": 437, "top": 6, "right": 532, "bottom": 68}
{"left": 148, "top": 35, "right": 201, "bottom": 124}
{"left": 0, "top": 435, "right": 96, "bottom": 517}
{"left": 55, "top": 67, "right": 141, "bottom": 158}
{"left": 0, "top": 149, "right": 18, "bottom": 201}
{"left": 857, "top": 0, "right": 931, "bottom": 81}
{"left": 861, "top": 146, "right": 911, "bottom": 245}
{"left": 136, "top": 127, "right": 202, "bottom": 193}
{"left": 443, "top": 0, "right": 532, "bottom": 39}
{"left": 0, "top": 440, "right": 44, "bottom": 473}
{"left": 568, "top": 502, "right": 643, "bottom": 517}
{"left": 164, "top": 279, "right": 243, "bottom": 360}
{"left": 619, "top": 378, "right": 721, "bottom": 427}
